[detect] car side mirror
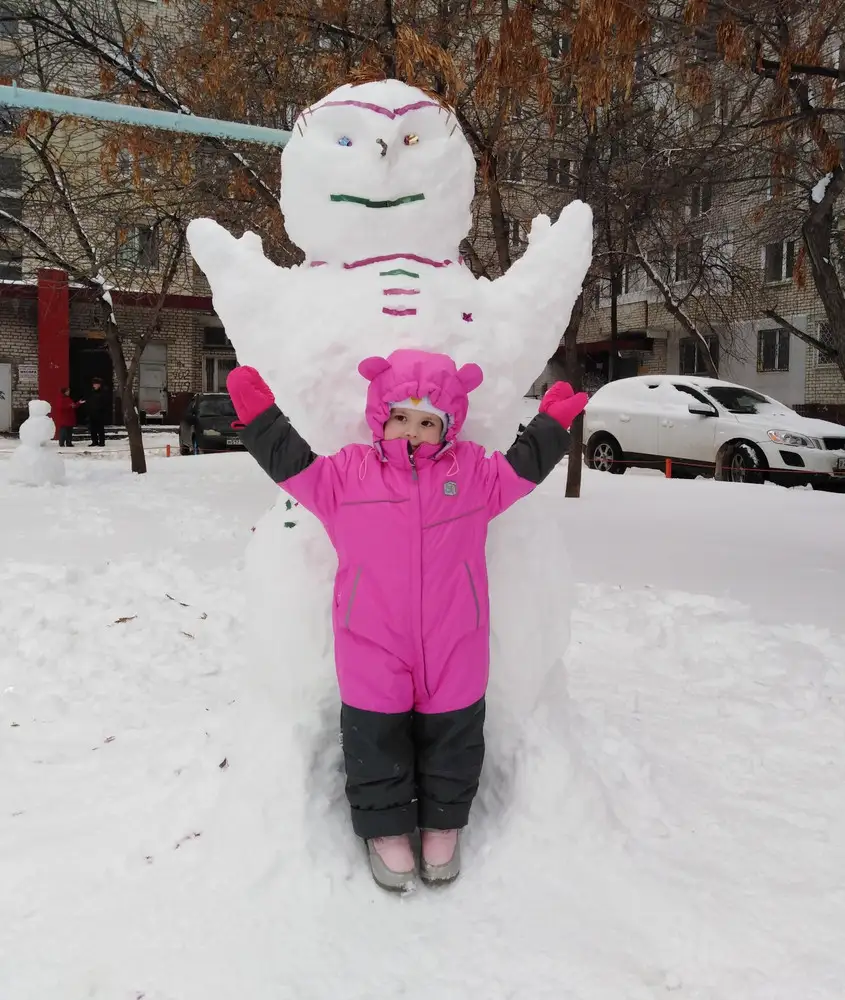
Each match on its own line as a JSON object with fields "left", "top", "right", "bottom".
{"left": 688, "top": 402, "right": 717, "bottom": 417}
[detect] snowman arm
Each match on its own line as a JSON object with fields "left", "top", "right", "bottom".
{"left": 239, "top": 405, "right": 344, "bottom": 523}
{"left": 481, "top": 201, "right": 593, "bottom": 378}
{"left": 186, "top": 218, "right": 290, "bottom": 365}
{"left": 483, "top": 415, "right": 571, "bottom": 519}
{"left": 491, "top": 201, "right": 593, "bottom": 307}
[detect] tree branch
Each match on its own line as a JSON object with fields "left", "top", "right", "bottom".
{"left": 764, "top": 310, "right": 838, "bottom": 361}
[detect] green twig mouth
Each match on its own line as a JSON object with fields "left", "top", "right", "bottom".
{"left": 330, "top": 193, "right": 426, "bottom": 208}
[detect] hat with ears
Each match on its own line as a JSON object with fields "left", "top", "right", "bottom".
{"left": 358, "top": 348, "right": 484, "bottom": 443}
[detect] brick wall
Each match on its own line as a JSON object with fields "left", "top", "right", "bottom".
{"left": 0, "top": 298, "right": 39, "bottom": 421}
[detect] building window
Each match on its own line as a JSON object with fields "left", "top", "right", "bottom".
{"left": 0, "top": 193, "right": 21, "bottom": 229}
{"left": 203, "top": 326, "right": 233, "bottom": 349}
{"left": 0, "top": 154, "right": 22, "bottom": 192}
{"left": 550, "top": 33, "right": 571, "bottom": 58}
{"left": 693, "top": 98, "right": 715, "bottom": 127}
{"left": 552, "top": 101, "right": 570, "bottom": 131}
{"left": 0, "top": 53, "right": 19, "bottom": 81}
{"left": 204, "top": 355, "right": 238, "bottom": 393}
{"left": 816, "top": 322, "right": 837, "bottom": 365}
{"left": 500, "top": 148, "right": 523, "bottom": 182}
{"left": 634, "top": 54, "right": 647, "bottom": 81}
{"left": 689, "top": 184, "right": 713, "bottom": 218}
{"left": 757, "top": 328, "right": 790, "bottom": 372}
{"left": 504, "top": 218, "right": 523, "bottom": 247}
{"left": 717, "top": 87, "right": 731, "bottom": 123}
{"left": 675, "top": 238, "right": 704, "bottom": 282}
{"left": 679, "top": 334, "right": 719, "bottom": 375}
{"left": 117, "top": 149, "right": 155, "bottom": 180}
{"left": 0, "top": 245, "right": 22, "bottom": 279}
{"left": 623, "top": 261, "right": 643, "bottom": 294}
{"left": 547, "top": 156, "right": 571, "bottom": 187}
{"left": 116, "top": 223, "right": 160, "bottom": 268}
{"left": 764, "top": 240, "right": 795, "bottom": 283}
{"left": 0, "top": 5, "right": 19, "bottom": 37}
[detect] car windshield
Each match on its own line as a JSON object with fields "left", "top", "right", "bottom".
{"left": 705, "top": 386, "right": 781, "bottom": 415}
{"left": 197, "top": 397, "right": 236, "bottom": 418}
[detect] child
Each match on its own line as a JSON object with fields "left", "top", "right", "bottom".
{"left": 228, "top": 349, "right": 587, "bottom": 891}
{"left": 54, "top": 388, "right": 84, "bottom": 448}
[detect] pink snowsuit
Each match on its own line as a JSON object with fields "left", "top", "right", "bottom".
{"left": 279, "top": 350, "right": 535, "bottom": 715}
{"left": 237, "top": 349, "right": 571, "bottom": 837}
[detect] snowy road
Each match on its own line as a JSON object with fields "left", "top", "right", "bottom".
{"left": 1, "top": 453, "right": 843, "bottom": 1000}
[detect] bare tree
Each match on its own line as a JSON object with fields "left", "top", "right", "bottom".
{"left": 0, "top": 101, "right": 191, "bottom": 472}
{"left": 650, "top": 0, "right": 845, "bottom": 382}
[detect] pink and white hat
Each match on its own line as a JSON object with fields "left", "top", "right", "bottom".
{"left": 389, "top": 395, "right": 450, "bottom": 433}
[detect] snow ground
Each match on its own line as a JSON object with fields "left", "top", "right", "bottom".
{"left": 1, "top": 452, "right": 844, "bottom": 1000}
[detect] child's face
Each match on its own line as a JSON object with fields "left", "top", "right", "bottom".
{"left": 384, "top": 408, "right": 444, "bottom": 447}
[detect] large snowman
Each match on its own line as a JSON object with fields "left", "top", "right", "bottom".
{"left": 187, "top": 79, "right": 592, "bottom": 860}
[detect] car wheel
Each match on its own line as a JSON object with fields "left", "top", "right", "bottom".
{"left": 586, "top": 434, "right": 625, "bottom": 474}
{"left": 724, "top": 442, "right": 765, "bottom": 484}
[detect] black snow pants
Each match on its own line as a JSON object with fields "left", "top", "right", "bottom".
{"left": 340, "top": 698, "right": 486, "bottom": 839}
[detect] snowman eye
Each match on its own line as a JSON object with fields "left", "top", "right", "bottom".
{"left": 337, "top": 136, "right": 353, "bottom": 147}
{"left": 404, "top": 134, "right": 419, "bottom": 146}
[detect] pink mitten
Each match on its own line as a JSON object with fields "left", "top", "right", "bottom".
{"left": 539, "top": 381, "right": 589, "bottom": 430}
{"left": 227, "top": 366, "right": 276, "bottom": 425}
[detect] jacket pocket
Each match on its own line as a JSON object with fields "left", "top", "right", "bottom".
{"left": 344, "top": 567, "right": 363, "bottom": 628}
{"left": 464, "top": 561, "right": 480, "bottom": 630}
{"left": 423, "top": 506, "right": 485, "bottom": 530}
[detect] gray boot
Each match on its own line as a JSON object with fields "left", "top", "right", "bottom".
{"left": 367, "top": 836, "right": 417, "bottom": 893}
{"left": 420, "top": 829, "right": 461, "bottom": 884}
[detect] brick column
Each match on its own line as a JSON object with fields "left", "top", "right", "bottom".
{"left": 37, "top": 269, "right": 70, "bottom": 422}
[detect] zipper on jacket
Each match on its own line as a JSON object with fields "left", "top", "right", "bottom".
{"left": 408, "top": 448, "right": 429, "bottom": 699}
{"left": 344, "top": 567, "right": 362, "bottom": 628}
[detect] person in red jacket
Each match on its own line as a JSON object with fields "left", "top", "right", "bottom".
{"left": 54, "top": 388, "right": 84, "bottom": 447}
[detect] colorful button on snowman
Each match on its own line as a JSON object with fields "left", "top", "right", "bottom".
{"left": 8, "top": 399, "right": 65, "bottom": 486}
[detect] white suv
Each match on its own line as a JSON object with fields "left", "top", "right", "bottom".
{"left": 583, "top": 375, "right": 845, "bottom": 486}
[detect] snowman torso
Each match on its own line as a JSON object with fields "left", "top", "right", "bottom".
{"left": 9, "top": 400, "right": 64, "bottom": 485}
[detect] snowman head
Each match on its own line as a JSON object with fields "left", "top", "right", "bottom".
{"left": 19, "top": 399, "right": 55, "bottom": 447}
{"left": 281, "top": 80, "right": 477, "bottom": 264}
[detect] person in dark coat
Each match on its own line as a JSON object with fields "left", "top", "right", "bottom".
{"left": 54, "top": 387, "right": 84, "bottom": 447}
{"left": 86, "top": 377, "right": 108, "bottom": 447}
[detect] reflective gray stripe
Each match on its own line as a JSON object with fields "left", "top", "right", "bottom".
{"left": 464, "top": 562, "right": 480, "bottom": 629}
{"left": 340, "top": 498, "right": 409, "bottom": 506}
{"left": 345, "top": 568, "right": 362, "bottom": 627}
{"left": 423, "top": 506, "right": 485, "bottom": 529}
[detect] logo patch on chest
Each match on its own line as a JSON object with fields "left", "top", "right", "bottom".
{"left": 443, "top": 481, "right": 458, "bottom": 496}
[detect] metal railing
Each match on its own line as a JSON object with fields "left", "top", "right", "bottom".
{"left": 0, "top": 82, "right": 291, "bottom": 147}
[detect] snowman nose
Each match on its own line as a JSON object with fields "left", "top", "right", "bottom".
{"left": 376, "top": 138, "right": 388, "bottom": 157}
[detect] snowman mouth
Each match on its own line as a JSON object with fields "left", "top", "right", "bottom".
{"left": 330, "top": 193, "right": 425, "bottom": 209}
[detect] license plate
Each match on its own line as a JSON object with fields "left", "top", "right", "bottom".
{"left": 835, "top": 457, "right": 845, "bottom": 475}
{"left": 226, "top": 438, "right": 239, "bottom": 446}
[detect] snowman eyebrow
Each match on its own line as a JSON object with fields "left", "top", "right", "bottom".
{"left": 311, "top": 99, "right": 440, "bottom": 119}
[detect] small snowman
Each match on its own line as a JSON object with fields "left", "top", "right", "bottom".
{"left": 8, "top": 399, "right": 65, "bottom": 486}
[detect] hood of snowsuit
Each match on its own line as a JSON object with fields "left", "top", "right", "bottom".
{"left": 358, "top": 349, "right": 483, "bottom": 444}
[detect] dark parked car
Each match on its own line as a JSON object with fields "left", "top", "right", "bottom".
{"left": 179, "top": 393, "right": 244, "bottom": 455}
